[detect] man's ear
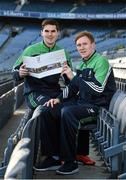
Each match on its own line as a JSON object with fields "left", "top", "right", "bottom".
{"left": 92, "top": 42, "right": 96, "bottom": 50}
{"left": 41, "top": 30, "right": 43, "bottom": 37}
{"left": 57, "top": 31, "right": 60, "bottom": 39}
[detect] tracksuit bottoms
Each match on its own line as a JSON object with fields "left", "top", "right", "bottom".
{"left": 39, "top": 100, "right": 98, "bottom": 161}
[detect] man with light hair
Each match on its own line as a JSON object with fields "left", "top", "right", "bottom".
{"left": 41, "top": 31, "right": 116, "bottom": 175}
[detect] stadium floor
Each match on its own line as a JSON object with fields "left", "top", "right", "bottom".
{"left": 0, "top": 103, "right": 111, "bottom": 179}
{"left": 34, "top": 144, "right": 111, "bottom": 179}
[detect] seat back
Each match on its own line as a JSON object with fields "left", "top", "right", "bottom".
{"left": 112, "top": 92, "right": 126, "bottom": 116}
{"left": 120, "top": 106, "right": 126, "bottom": 134}
{"left": 109, "top": 89, "right": 122, "bottom": 114}
{"left": 4, "top": 138, "right": 30, "bottom": 179}
{"left": 20, "top": 105, "right": 43, "bottom": 179}
{"left": 117, "top": 96, "right": 126, "bottom": 123}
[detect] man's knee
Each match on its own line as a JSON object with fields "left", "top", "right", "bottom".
{"left": 39, "top": 106, "right": 51, "bottom": 114}
{"left": 61, "top": 106, "right": 73, "bottom": 117}
{"left": 61, "top": 106, "right": 74, "bottom": 125}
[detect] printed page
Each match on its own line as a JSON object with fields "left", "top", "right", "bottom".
{"left": 23, "top": 49, "right": 67, "bottom": 78}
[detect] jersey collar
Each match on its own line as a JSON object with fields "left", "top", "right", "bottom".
{"left": 42, "top": 41, "right": 56, "bottom": 51}
{"left": 82, "top": 51, "right": 97, "bottom": 65}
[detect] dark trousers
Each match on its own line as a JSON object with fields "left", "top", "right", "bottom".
{"left": 77, "top": 130, "right": 89, "bottom": 156}
{"left": 25, "top": 92, "right": 89, "bottom": 157}
{"left": 40, "top": 100, "right": 98, "bottom": 161}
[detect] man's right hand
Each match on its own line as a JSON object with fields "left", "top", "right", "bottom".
{"left": 19, "top": 64, "right": 29, "bottom": 78}
{"left": 61, "top": 64, "right": 74, "bottom": 80}
{"left": 43, "top": 98, "right": 60, "bottom": 108}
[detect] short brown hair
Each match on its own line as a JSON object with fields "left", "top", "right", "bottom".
{"left": 41, "top": 19, "right": 60, "bottom": 31}
{"left": 75, "top": 31, "right": 95, "bottom": 44}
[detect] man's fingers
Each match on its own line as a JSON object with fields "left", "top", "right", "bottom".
{"left": 47, "top": 101, "right": 51, "bottom": 107}
{"left": 51, "top": 101, "right": 54, "bottom": 108}
{"left": 21, "top": 64, "right": 26, "bottom": 68}
{"left": 43, "top": 99, "right": 58, "bottom": 108}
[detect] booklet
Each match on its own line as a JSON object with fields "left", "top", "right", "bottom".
{"left": 23, "top": 49, "right": 67, "bottom": 78}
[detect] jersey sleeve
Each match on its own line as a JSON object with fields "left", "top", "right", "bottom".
{"left": 80, "top": 58, "right": 112, "bottom": 95}
{"left": 12, "top": 46, "right": 32, "bottom": 81}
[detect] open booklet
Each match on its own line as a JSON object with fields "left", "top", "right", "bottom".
{"left": 23, "top": 49, "right": 67, "bottom": 78}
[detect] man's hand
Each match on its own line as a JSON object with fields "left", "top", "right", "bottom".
{"left": 19, "top": 64, "right": 29, "bottom": 78}
{"left": 62, "top": 64, "right": 74, "bottom": 80}
{"left": 43, "top": 98, "right": 60, "bottom": 108}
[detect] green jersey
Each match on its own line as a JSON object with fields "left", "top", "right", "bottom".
{"left": 13, "top": 41, "right": 72, "bottom": 95}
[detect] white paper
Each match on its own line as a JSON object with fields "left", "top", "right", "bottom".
{"left": 23, "top": 49, "right": 67, "bottom": 78}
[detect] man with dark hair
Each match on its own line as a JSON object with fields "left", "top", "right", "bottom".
{"left": 12, "top": 19, "right": 73, "bottom": 171}
{"left": 40, "top": 31, "right": 116, "bottom": 175}
{"left": 12, "top": 19, "right": 72, "bottom": 109}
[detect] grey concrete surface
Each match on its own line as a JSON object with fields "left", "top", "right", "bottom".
{"left": 34, "top": 143, "right": 111, "bottom": 179}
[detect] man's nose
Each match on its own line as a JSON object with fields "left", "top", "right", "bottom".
{"left": 48, "top": 32, "right": 52, "bottom": 36}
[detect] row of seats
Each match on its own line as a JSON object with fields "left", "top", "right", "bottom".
{"left": 0, "top": 80, "right": 15, "bottom": 130}
{"left": 1, "top": 73, "right": 126, "bottom": 179}
{"left": 0, "top": 81, "right": 24, "bottom": 130}
{"left": 0, "top": 89, "right": 120, "bottom": 178}
{"left": 0, "top": 22, "right": 126, "bottom": 72}
{"left": 92, "top": 89, "right": 126, "bottom": 178}
{"left": 115, "top": 78, "right": 126, "bottom": 92}
{"left": 0, "top": 0, "right": 125, "bottom": 14}
{"left": 20, "top": 2, "right": 125, "bottom": 14}
{"left": 0, "top": 88, "right": 15, "bottom": 129}
{"left": 0, "top": 82, "right": 24, "bottom": 178}
{"left": 0, "top": 105, "right": 40, "bottom": 179}
{"left": 0, "top": 27, "right": 39, "bottom": 70}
